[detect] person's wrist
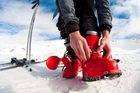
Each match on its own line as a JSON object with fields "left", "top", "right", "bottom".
{"left": 69, "top": 31, "right": 80, "bottom": 37}
{"left": 102, "top": 30, "right": 110, "bottom": 39}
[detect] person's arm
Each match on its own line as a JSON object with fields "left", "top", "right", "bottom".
{"left": 95, "top": 0, "right": 112, "bottom": 58}
{"left": 56, "top": 0, "right": 80, "bottom": 34}
{"left": 97, "top": 30, "right": 111, "bottom": 58}
{"left": 95, "top": 0, "right": 112, "bottom": 32}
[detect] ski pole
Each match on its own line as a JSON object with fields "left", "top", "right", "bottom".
{"left": 26, "top": 2, "right": 39, "bottom": 71}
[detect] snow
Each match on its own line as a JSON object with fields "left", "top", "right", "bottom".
{"left": 0, "top": 39, "right": 140, "bottom": 93}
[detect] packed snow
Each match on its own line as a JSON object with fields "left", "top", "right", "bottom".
{"left": 0, "top": 39, "right": 140, "bottom": 93}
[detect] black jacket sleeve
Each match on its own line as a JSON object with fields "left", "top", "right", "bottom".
{"left": 56, "top": 0, "right": 80, "bottom": 34}
{"left": 95, "top": 0, "right": 112, "bottom": 32}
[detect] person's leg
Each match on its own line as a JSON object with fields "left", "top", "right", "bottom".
{"left": 79, "top": 15, "right": 99, "bottom": 37}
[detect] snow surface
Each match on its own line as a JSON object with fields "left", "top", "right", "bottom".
{"left": 0, "top": 39, "right": 140, "bottom": 93}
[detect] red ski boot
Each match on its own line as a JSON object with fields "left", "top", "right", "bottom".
{"left": 82, "top": 53, "right": 105, "bottom": 81}
{"left": 101, "top": 58, "right": 122, "bottom": 79}
{"left": 82, "top": 35, "right": 122, "bottom": 81}
{"left": 82, "top": 53, "right": 122, "bottom": 81}
{"left": 61, "top": 54, "right": 81, "bottom": 78}
{"left": 46, "top": 52, "right": 82, "bottom": 78}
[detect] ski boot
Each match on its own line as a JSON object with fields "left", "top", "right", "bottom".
{"left": 82, "top": 35, "right": 122, "bottom": 81}
{"left": 101, "top": 58, "right": 122, "bottom": 79}
{"left": 82, "top": 53, "right": 122, "bottom": 81}
{"left": 61, "top": 52, "right": 81, "bottom": 78}
{"left": 46, "top": 50, "right": 82, "bottom": 78}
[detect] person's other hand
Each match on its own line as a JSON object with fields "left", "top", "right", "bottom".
{"left": 97, "top": 30, "right": 111, "bottom": 58}
{"left": 69, "top": 31, "right": 91, "bottom": 62}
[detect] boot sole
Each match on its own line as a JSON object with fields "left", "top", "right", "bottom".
{"left": 82, "top": 72, "right": 122, "bottom": 82}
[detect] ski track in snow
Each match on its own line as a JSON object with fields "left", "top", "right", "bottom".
{"left": 0, "top": 39, "right": 140, "bottom": 93}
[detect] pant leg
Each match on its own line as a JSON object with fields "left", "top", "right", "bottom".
{"left": 79, "top": 15, "right": 99, "bottom": 37}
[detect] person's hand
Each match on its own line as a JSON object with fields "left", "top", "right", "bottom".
{"left": 69, "top": 31, "right": 91, "bottom": 62}
{"left": 97, "top": 30, "right": 111, "bottom": 58}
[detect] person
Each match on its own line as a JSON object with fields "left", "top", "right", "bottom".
{"left": 55, "top": 0, "right": 112, "bottom": 79}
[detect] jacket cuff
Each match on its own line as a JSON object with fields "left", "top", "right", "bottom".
{"left": 65, "top": 21, "right": 80, "bottom": 34}
{"left": 100, "top": 24, "right": 112, "bottom": 33}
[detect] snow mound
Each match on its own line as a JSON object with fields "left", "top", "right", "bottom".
{"left": 0, "top": 39, "right": 140, "bottom": 93}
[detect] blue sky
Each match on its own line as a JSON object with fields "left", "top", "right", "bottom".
{"left": 0, "top": 0, "right": 140, "bottom": 40}
{"left": 0, "top": 0, "right": 59, "bottom": 40}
